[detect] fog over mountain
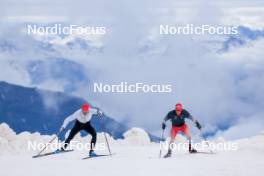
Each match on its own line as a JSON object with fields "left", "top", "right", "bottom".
{"left": 0, "top": 0, "right": 264, "bottom": 139}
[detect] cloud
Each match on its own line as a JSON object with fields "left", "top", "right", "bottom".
{"left": 214, "top": 114, "right": 264, "bottom": 140}
{"left": 0, "top": 0, "right": 264, "bottom": 139}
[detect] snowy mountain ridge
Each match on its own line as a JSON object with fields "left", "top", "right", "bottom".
{"left": 0, "top": 81, "right": 128, "bottom": 139}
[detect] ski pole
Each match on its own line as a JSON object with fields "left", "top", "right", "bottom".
{"left": 159, "top": 129, "right": 165, "bottom": 158}
{"left": 95, "top": 107, "right": 112, "bottom": 156}
{"left": 103, "top": 132, "right": 112, "bottom": 156}
{"left": 35, "top": 131, "right": 60, "bottom": 157}
{"left": 199, "top": 129, "right": 214, "bottom": 154}
{"left": 101, "top": 120, "right": 112, "bottom": 156}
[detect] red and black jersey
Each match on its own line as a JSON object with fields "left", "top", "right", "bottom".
{"left": 164, "top": 109, "right": 193, "bottom": 127}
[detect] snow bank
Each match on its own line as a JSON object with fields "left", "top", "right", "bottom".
{"left": 215, "top": 136, "right": 226, "bottom": 143}
{"left": 0, "top": 137, "right": 10, "bottom": 155}
{"left": 0, "top": 123, "right": 54, "bottom": 155}
{"left": 0, "top": 123, "right": 145, "bottom": 155}
{"left": 0, "top": 123, "right": 17, "bottom": 141}
{"left": 0, "top": 123, "right": 18, "bottom": 154}
{"left": 123, "top": 127, "right": 151, "bottom": 145}
{"left": 1, "top": 122, "right": 264, "bottom": 156}
{"left": 235, "top": 132, "right": 264, "bottom": 151}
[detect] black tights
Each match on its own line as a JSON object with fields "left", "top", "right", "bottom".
{"left": 62, "top": 121, "right": 97, "bottom": 151}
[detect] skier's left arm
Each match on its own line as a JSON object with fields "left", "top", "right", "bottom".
{"left": 186, "top": 111, "right": 202, "bottom": 130}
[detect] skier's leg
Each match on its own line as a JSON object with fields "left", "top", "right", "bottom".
{"left": 185, "top": 127, "right": 192, "bottom": 151}
{"left": 169, "top": 127, "right": 177, "bottom": 146}
{"left": 182, "top": 124, "right": 196, "bottom": 152}
{"left": 83, "top": 122, "right": 97, "bottom": 152}
{"left": 62, "top": 121, "right": 81, "bottom": 150}
{"left": 164, "top": 126, "right": 178, "bottom": 157}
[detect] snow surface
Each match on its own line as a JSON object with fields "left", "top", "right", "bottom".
{"left": 0, "top": 123, "right": 263, "bottom": 176}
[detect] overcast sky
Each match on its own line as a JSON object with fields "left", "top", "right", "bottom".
{"left": 0, "top": 0, "right": 264, "bottom": 140}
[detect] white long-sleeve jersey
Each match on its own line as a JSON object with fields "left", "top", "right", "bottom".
{"left": 61, "top": 108, "right": 99, "bottom": 129}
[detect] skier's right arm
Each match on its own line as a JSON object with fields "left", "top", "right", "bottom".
{"left": 162, "top": 113, "right": 170, "bottom": 130}
{"left": 60, "top": 111, "right": 78, "bottom": 132}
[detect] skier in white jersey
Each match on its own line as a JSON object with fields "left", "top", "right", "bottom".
{"left": 59, "top": 103, "right": 103, "bottom": 157}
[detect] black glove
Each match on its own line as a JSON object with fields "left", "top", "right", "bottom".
{"left": 162, "top": 122, "right": 166, "bottom": 130}
{"left": 195, "top": 121, "right": 202, "bottom": 130}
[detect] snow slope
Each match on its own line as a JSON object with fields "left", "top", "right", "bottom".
{"left": 0, "top": 123, "right": 263, "bottom": 176}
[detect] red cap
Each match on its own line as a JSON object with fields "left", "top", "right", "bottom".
{"left": 82, "top": 104, "right": 89, "bottom": 112}
{"left": 175, "top": 103, "right": 183, "bottom": 111}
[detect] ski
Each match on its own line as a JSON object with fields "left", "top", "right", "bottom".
{"left": 32, "top": 149, "right": 74, "bottom": 158}
{"left": 162, "top": 151, "right": 215, "bottom": 158}
{"left": 82, "top": 153, "right": 114, "bottom": 160}
{"left": 189, "top": 151, "right": 216, "bottom": 154}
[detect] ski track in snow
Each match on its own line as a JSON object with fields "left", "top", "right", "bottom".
{"left": 0, "top": 145, "right": 263, "bottom": 176}
{"left": 0, "top": 124, "right": 263, "bottom": 176}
